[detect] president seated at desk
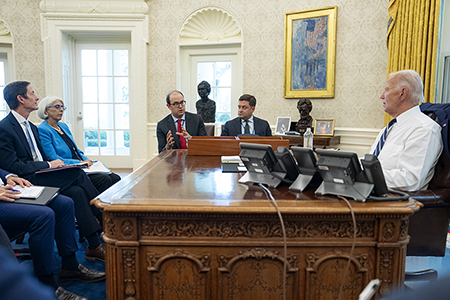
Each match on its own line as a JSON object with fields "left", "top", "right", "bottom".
{"left": 369, "top": 70, "right": 443, "bottom": 192}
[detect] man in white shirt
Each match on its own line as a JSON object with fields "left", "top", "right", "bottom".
{"left": 369, "top": 70, "right": 443, "bottom": 191}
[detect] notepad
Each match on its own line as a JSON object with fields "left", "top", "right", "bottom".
{"left": 83, "top": 161, "right": 111, "bottom": 174}
{"left": 14, "top": 186, "right": 45, "bottom": 199}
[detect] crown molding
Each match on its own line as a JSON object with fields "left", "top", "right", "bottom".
{"left": 40, "top": 1, "right": 148, "bottom": 14}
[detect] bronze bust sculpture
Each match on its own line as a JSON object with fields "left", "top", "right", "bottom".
{"left": 295, "top": 98, "right": 313, "bottom": 132}
{"left": 196, "top": 81, "right": 216, "bottom": 123}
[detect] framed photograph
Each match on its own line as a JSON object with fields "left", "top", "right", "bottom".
{"left": 275, "top": 117, "right": 291, "bottom": 135}
{"left": 284, "top": 6, "right": 337, "bottom": 98}
{"left": 313, "top": 119, "right": 335, "bottom": 136}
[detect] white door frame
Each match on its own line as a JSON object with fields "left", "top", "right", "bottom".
{"left": 41, "top": 13, "right": 148, "bottom": 169}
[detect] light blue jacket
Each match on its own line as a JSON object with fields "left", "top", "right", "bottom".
{"left": 38, "top": 121, "right": 89, "bottom": 165}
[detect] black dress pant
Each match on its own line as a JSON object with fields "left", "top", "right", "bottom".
{"left": 26, "top": 168, "right": 101, "bottom": 237}
{"left": 88, "top": 172, "right": 121, "bottom": 194}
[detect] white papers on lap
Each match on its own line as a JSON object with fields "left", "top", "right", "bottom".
{"left": 14, "top": 186, "right": 45, "bottom": 198}
{"left": 84, "top": 161, "right": 111, "bottom": 174}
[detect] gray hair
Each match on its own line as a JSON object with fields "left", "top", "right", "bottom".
{"left": 389, "top": 70, "right": 424, "bottom": 105}
{"left": 36, "top": 96, "right": 64, "bottom": 120}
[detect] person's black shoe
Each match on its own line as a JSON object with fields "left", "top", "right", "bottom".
{"left": 55, "top": 287, "right": 88, "bottom": 300}
{"left": 85, "top": 244, "right": 105, "bottom": 262}
{"left": 59, "top": 264, "right": 106, "bottom": 283}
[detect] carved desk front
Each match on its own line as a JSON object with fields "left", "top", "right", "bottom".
{"left": 93, "top": 150, "right": 420, "bottom": 300}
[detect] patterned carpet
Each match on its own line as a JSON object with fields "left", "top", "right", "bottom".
{"left": 15, "top": 231, "right": 106, "bottom": 300}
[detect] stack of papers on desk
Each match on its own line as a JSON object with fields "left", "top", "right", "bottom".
{"left": 221, "top": 156, "right": 247, "bottom": 173}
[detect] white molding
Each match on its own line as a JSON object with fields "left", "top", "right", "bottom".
{"left": 39, "top": 1, "right": 148, "bottom": 14}
{"left": 41, "top": 13, "right": 148, "bottom": 170}
{"left": 0, "top": 20, "right": 10, "bottom": 36}
{"left": 179, "top": 6, "right": 241, "bottom": 44}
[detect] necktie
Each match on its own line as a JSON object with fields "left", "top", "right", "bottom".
{"left": 177, "top": 119, "right": 187, "bottom": 149}
{"left": 24, "top": 120, "right": 43, "bottom": 161}
{"left": 244, "top": 120, "right": 250, "bottom": 134}
{"left": 373, "top": 118, "right": 397, "bottom": 156}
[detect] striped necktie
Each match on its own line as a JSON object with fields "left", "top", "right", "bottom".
{"left": 24, "top": 120, "right": 44, "bottom": 161}
{"left": 373, "top": 118, "right": 397, "bottom": 156}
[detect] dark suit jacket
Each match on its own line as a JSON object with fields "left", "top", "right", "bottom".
{"left": 221, "top": 116, "right": 272, "bottom": 137}
{"left": 0, "top": 113, "right": 50, "bottom": 177}
{"left": 0, "top": 168, "right": 9, "bottom": 184}
{"left": 156, "top": 112, "right": 207, "bottom": 153}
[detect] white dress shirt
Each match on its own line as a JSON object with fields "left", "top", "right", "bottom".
{"left": 370, "top": 105, "right": 443, "bottom": 191}
{"left": 241, "top": 116, "right": 254, "bottom": 134}
{"left": 11, "top": 110, "right": 49, "bottom": 167}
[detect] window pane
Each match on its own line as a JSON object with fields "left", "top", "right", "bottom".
{"left": 215, "top": 62, "right": 231, "bottom": 86}
{"left": 82, "top": 77, "right": 98, "bottom": 102}
{"left": 115, "top": 104, "right": 129, "bottom": 129}
{"left": 114, "top": 78, "right": 129, "bottom": 102}
{"left": 214, "top": 88, "right": 231, "bottom": 113}
{"left": 83, "top": 104, "right": 98, "bottom": 129}
{"left": 0, "top": 62, "right": 4, "bottom": 85}
{"left": 98, "top": 77, "right": 113, "bottom": 103}
{"left": 81, "top": 50, "right": 97, "bottom": 76}
{"left": 116, "top": 130, "right": 130, "bottom": 155}
{"left": 100, "top": 130, "right": 114, "bottom": 155}
{"left": 0, "top": 86, "right": 4, "bottom": 104}
{"left": 97, "top": 50, "right": 112, "bottom": 76}
{"left": 114, "top": 50, "right": 128, "bottom": 76}
{"left": 216, "top": 112, "right": 231, "bottom": 123}
{"left": 99, "top": 104, "right": 114, "bottom": 129}
{"left": 84, "top": 130, "right": 99, "bottom": 155}
{"left": 197, "top": 62, "right": 214, "bottom": 85}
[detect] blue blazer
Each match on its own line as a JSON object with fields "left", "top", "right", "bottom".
{"left": 38, "top": 121, "right": 88, "bottom": 165}
{"left": 221, "top": 116, "right": 272, "bottom": 137}
{"left": 0, "top": 113, "right": 50, "bottom": 176}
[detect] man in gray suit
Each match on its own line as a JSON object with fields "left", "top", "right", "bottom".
{"left": 221, "top": 94, "right": 272, "bottom": 137}
{"left": 157, "top": 90, "right": 207, "bottom": 153}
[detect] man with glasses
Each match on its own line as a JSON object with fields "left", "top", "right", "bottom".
{"left": 157, "top": 90, "right": 207, "bottom": 153}
{"left": 0, "top": 81, "right": 105, "bottom": 299}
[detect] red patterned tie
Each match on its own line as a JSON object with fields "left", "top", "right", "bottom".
{"left": 177, "top": 119, "right": 187, "bottom": 149}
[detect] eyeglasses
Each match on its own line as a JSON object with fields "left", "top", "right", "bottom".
{"left": 48, "top": 104, "right": 67, "bottom": 110}
{"left": 170, "top": 100, "right": 186, "bottom": 108}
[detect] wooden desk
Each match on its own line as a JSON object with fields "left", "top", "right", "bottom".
{"left": 94, "top": 150, "right": 419, "bottom": 300}
{"left": 277, "top": 135, "right": 341, "bottom": 148}
{"left": 188, "top": 136, "right": 289, "bottom": 156}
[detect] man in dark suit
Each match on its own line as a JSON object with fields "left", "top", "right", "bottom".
{"left": 221, "top": 94, "right": 272, "bottom": 136}
{"left": 0, "top": 169, "right": 105, "bottom": 300}
{"left": 157, "top": 90, "right": 207, "bottom": 153}
{"left": 0, "top": 81, "right": 105, "bottom": 263}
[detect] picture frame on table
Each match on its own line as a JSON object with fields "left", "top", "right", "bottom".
{"left": 275, "top": 117, "right": 291, "bottom": 135}
{"left": 284, "top": 6, "right": 337, "bottom": 98}
{"left": 313, "top": 119, "right": 335, "bottom": 136}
